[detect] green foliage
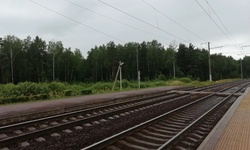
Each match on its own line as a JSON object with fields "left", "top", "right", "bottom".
{"left": 0, "top": 35, "right": 242, "bottom": 83}
{"left": 0, "top": 35, "right": 244, "bottom": 103}
{"left": 80, "top": 90, "right": 92, "bottom": 95}
{"left": 138, "top": 82, "right": 150, "bottom": 88}
{"left": 90, "top": 82, "right": 112, "bottom": 93}
{"left": 17, "top": 95, "right": 29, "bottom": 102}
{"left": 48, "top": 82, "right": 66, "bottom": 93}
{"left": 121, "top": 79, "right": 136, "bottom": 88}
{"left": 17, "top": 82, "right": 46, "bottom": 96}
{"left": 0, "top": 97, "right": 13, "bottom": 104}
{"left": 179, "top": 77, "right": 192, "bottom": 83}
{"left": 166, "top": 80, "right": 185, "bottom": 86}
{"left": 150, "top": 81, "right": 166, "bottom": 86}
{"left": 40, "top": 94, "right": 49, "bottom": 100}
{"left": 64, "top": 90, "right": 73, "bottom": 96}
{"left": 1, "top": 83, "right": 20, "bottom": 98}
{"left": 158, "top": 74, "right": 167, "bottom": 81}
{"left": 0, "top": 78, "right": 238, "bottom": 105}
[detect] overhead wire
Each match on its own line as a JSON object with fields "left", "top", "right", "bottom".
{"left": 194, "top": 0, "right": 240, "bottom": 50}
{"left": 142, "top": 0, "right": 207, "bottom": 42}
{"left": 65, "top": 0, "right": 172, "bottom": 42}
{"left": 153, "top": 8, "right": 160, "bottom": 29}
{"left": 97, "top": 0, "right": 190, "bottom": 43}
{"left": 205, "top": 0, "right": 241, "bottom": 51}
{"left": 27, "top": 0, "right": 125, "bottom": 43}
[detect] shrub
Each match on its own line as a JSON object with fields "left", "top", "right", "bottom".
{"left": 91, "top": 82, "right": 112, "bottom": 92}
{"left": 1, "top": 83, "right": 20, "bottom": 98}
{"left": 48, "top": 82, "right": 66, "bottom": 93}
{"left": 158, "top": 74, "right": 167, "bottom": 81}
{"left": 40, "top": 94, "right": 49, "bottom": 100}
{"left": 33, "top": 95, "right": 42, "bottom": 100}
{"left": 39, "top": 83, "right": 50, "bottom": 95}
{"left": 149, "top": 81, "right": 166, "bottom": 87}
{"left": 122, "top": 79, "right": 135, "bottom": 88}
{"left": 139, "top": 82, "right": 150, "bottom": 88}
{"left": 122, "top": 79, "right": 129, "bottom": 88}
{"left": 80, "top": 90, "right": 92, "bottom": 95}
{"left": 168, "top": 80, "right": 184, "bottom": 86}
{"left": 17, "top": 82, "right": 42, "bottom": 96}
{"left": 179, "top": 77, "right": 192, "bottom": 83}
{"left": 64, "top": 90, "right": 73, "bottom": 96}
{"left": 1, "top": 97, "right": 16, "bottom": 104}
{"left": 17, "top": 95, "right": 29, "bottom": 102}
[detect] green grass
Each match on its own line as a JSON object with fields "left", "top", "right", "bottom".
{"left": 0, "top": 78, "right": 240, "bottom": 105}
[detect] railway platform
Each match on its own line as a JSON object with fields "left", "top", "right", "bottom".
{"left": 0, "top": 86, "right": 181, "bottom": 125}
{"left": 199, "top": 88, "right": 250, "bottom": 150}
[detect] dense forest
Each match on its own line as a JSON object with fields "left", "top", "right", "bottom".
{"left": 0, "top": 35, "right": 248, "bottom": 84}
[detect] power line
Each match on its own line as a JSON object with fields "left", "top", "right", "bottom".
{"left": 194, "top": 0, "right": 239, "bottom": 50}
{"left": 27, "top": 0, "right": 125, "bottom": 43}
{"left": 153, "top": 8, "right": 160, "bottom": 29}
{"left": 205, "top": 0, "right": 241, "bottom": 50}
{"left": 65, "top": 0, "right": 172, "bottom": 42}
{"left": 142, "top": 0, "right": 207, "bottom": 42}
{"left": 242, "top": 45, "right": 250, "bottom": 48}
{"left": 97, "top": 0, "right": 189, "bottom": 43}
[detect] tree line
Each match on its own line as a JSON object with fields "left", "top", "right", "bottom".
{"left": 0, "top": 35, "right": 248, "bottom": 84}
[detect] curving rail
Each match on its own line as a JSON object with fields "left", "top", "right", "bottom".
{"left": 0, "top": 80, "right": 248, "bottom": 149}
{"left": 81, "top": 81, "right": 249, "bottom": 150}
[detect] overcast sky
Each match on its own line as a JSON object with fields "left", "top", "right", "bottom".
{"left": 0, "top": 0, "right": 249, "bottom": 59}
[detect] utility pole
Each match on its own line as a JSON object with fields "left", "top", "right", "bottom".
{"left": 119, "top": 61, "right": 123, "bottom": 91}
{"left": 173, "top": 53, "right": 176, "bottom": 78}
{"left": 208, "top": 42, "right": 212, "bottom": 81}
{"left": 52, "top": 52, "right": 55, "bottom": 81}
{"left": 10, "top": 47, "right": 14, "bottom": 83}
{"left": 0, "top": 38, "right": 4, "bottom": 83}
{"left": 112, "top": 61, "right": 124, "bottom": 91}
{"left": 240, "top": 59, "right": 243, "bottom": 79}
{"left": 137, "top": 46, "right": 140, "bottom": 89}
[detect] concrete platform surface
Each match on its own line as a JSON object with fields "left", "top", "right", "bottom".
{"left": 199, "top": 88, "right": 250, "bottom": 150}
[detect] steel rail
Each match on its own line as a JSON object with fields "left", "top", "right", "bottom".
{"left": 0, "top": 92, "right": 180, "bottom": 130}
{"left": 0, "top": 93, "right": 191, "bottom": 147}
{"left": 0, "top": 80, "right": 248, "bottom": 149}
{"left": 81, "top": 94, "right": 215, "bottom": 150}
{"left": 157, "top": 82, "right": 250, "bottom": 149}
{"left": 81, "top": 81, "right": 249, "bottom": 150}
{"left": 158, "top": 93, "right": 235, "bottom": 149}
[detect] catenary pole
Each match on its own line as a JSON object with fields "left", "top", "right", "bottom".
{"left": 208, "top": 42, "right": 212, "bottom": 81}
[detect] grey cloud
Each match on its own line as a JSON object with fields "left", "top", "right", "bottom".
{"left": 0, "top": 0, "right": 249, "bottom": 59}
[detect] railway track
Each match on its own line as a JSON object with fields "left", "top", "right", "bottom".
{"left": 0, "top": 80, "right": 249, "bottom": 150}
{"left": 82, "top": 81, "right": 249, "bottom": 150}
{"left": 0, "top": 91, "right": 199, "bottom": 149}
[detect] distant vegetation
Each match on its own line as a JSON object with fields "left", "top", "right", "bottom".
{"left": 0, "top": 35, "right": 244, "bottom": 104}
{"left": 0, "top": 35, "right": 247, "bottom": 84}
{"left": 0, "top": 78, "right": 237, "bottom": 105}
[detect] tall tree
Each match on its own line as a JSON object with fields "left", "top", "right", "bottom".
{"left": 166, "top": 42, "right": 178, "bottom": 78}
{"left": 48, "top": 41, "right": 64, "bottom": 81}
{"left": 146, "top": 40, "right": 165, "bottom": 79}
{"left": 2, "top": 35, "right": 23, "bottom": 83}
{"left": 28, "top": 36, "right": 47, "bottom": 82}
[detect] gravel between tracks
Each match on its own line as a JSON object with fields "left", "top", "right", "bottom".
{"left": 7, "top": 94, "right": 205, "bottom": 150}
